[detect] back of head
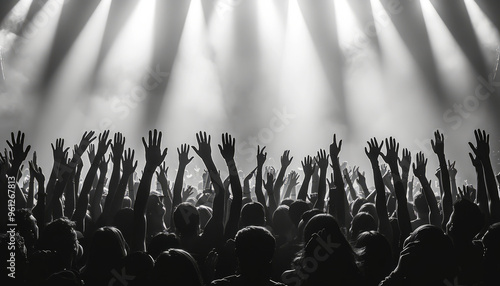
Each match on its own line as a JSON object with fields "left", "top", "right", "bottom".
{"left": 358, "top": 203, "right": 378, "bottom": 226}
{"left": 196, "top": 205, "right": 213, "bottom": 230}
{"left": 235, "top": 226, "right": 276, "bottom": 277}
{"left": 174, "top": 203, "right": 200, "bottom": 236}
{"left": 147, "top": 232, "right": 180, "bottom": 260}
{"left": 37, "top": 218, "right": 77, "bottom": 268}
{"left": 402, "top": 225, "right": 457, "bottom": 282}
{"left": 150, "top": 249, "right": 203, "bottom": 286}
{"left": 413, "top": 193, "right": 429, "bottom": 217}
{"left": 350, "top": 212, "right": 377, "bottom": 240}
{"left": 42, "top": 270, "right": 83, "bottom": 286}
{"left": 113, "top": 208, "right": 134, "bottom": 245}
{"left": 351, "top": 198, "right": 368, "bottom": 217}
{"left": 447, "top": 199, "right": 485, "bottom": 242}
{"left": 303, "top": 214, "right": 350, "bottom": 252}
{"left": 240, "top": 202, "right": 266, "bottom": 227}
{"left": 86, "top": 227, "right": 128, "bottom": 273}
{"left": 355, "top": 231, "right": 393, "bottom": 284}
{"left": 289, "top": 200, "right": 311, "bottom": 228}
{"left": 272, "top": 205, "right": 293, "bottom": 235}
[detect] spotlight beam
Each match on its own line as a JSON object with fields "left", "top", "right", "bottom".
{"left": 474, "top": 0, "right": 500, "bottom": 32}
{"left": 347, "top": 0, "right": 381, "bottom": 56}
{"left": 379, "top": 0, "right": 445, "bottom": 104}
{"left": 144, "top": 0, "right": 191, "bottom": 127}
{"left": 0, "top": 0, "right": 19, "bottom": 24}
{"left": 297, "top": 0, "right": 347, "bottom": 124}
{"left": 430, "top": 0, "right": 488, "bottom": 78}
{"left": 91, "top": 0, "right": 141, "bottom": 85}
{"left": 41, "top": 0, "right": 101, "bottom": 91}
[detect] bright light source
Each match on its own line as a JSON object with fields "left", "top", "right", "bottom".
{"left": 463, "top": 0, "right": 500, "bottom": 62}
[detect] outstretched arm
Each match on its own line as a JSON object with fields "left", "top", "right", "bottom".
{"left": 470, "top": 153, "right": 489, "bottom": 218}
{"left": 243, "top": 167, "right": 257, "bottom": 200}
{"left": 365, "top": 138, "right": 392, "bottom": 243}
{"left": 413, "top": 152, "right": 441, "bottom": 227}
{"left": 107, "top": 148, "right": 137, "bottom": 221}
{"left": 172, "top": 144, "right": 194, "bottom": 208}
{"left": 381, "top": 137, "right": 411, "bottom": 245}
{"left": 132, "top": 130, "right": 167, "bottom": 251}
{"left": 102, "top": 133, "right": 125, "bottom": 219}
{"left": 73, "top": 131, "right": 109, "bottom": 232}
{"left": 314, "top": 149, "right": 329, "bottom": 210}
{"left": 431, "top": 130, "right": 452, "bottom": 230}
{"left": 218, "top": 133, "right": 243, "bottom": 240}
{"left": 273, "top": 150, "right": 293, "bottom": 204}
{"left": 192, "top": 132, "right": 224, "bottom": 245}
{"left": 469, "top": 129, "right": 500, "bottom": 222}
{"left": 255, "top": 146, "right": 267, "bottom": 206}
{"left": 297, "top": 156, "right": 314, "bottom": 202}
{"left": 330, "top": 134, "right": 349, "bottom": 228}
{"left": 90, "top": 156, "right": 110, "bottom": 223}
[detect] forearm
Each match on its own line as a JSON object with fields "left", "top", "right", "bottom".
{"left": 297, "top": 175, "right": 311, "bottom": 202}
{"left": 28, "top": 175, "right": 34, "bottom": 209}
{"left": 225, "top": 159, "right": 243, "bottom": 239}
{"left": 110, "top": 174, "right": 132, "bottom": 218}
{"left": 90, "top": 174, "right": 106, "bottom": 222}
{"left": 134, "top": 168, "right": 155, "bottom": 215}
{"left": 475, "top": 167, "right": 489, "bottom": 217}
{"left": 172, "top": 164, "right": 186, "bottom": 208}
{"left": 63, "top": 176, "right": 75, "bottom": 218}
{"left": 394, "top": 180, "right": 411, "bottom": 245}
{"left": 255, "top": 165, "right": 266, "bottom": 205}
{"left": 273, "top": 168, "right": 286, "bottom": 204}
{"left": 438, "top": 156, "right": 452, "bottom": 229}
{"left": 418, "top": 176, "right": 441, "bottom": 227}
{"left": 314, "top": 169, "right": 327, "bottom": 210}
{"left": 372, "top": 160, "right": 392, "bottom": 239}
{"left": 103, "top": 161, "right": 120, "bottom": 214}
{"left": 73, "top": 162, "right": 99, "bottom": 223}
{"left": 481, "top": 158, "right": 500, "bottom": 221}
{"left": 344, "top": 175, "right": 357, "bottom": 201}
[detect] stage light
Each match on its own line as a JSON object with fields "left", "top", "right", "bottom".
{"left": 0, "top": 0, "right": 33, "bottom": 53}
{"left": 420, "top": 0, "right": 476, "bottom": 101}
{"left": 464, "top": 0, "right": 500, "bottom": 63}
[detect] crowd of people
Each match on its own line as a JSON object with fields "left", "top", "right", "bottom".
{"left": 1, "top": 129, "right": 499, "bottom": 286}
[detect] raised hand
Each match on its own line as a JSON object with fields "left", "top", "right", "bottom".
{"left": 263, "top": 172, "right": 275, "bottom": 194}
{"left": 365, "top": 137, "right": 384, "bottom": 162}
{"left": 469, "top": 129, "right": 490, "bottom": 161}
{"left": 448, "top": 160, "right": 457, "bottom": 179}
{"left": 122, "top": 148, "right": 138, "bottom": 176}
{"left": 412, "top": 152, "right": 428, "bottom": 179}
{"left": 244, "top": 167, "right": 258, "bottom": 182}
{"left": 399, "top": 148, "right": 411, "bottom": 171}
{"left": 87, "top": 144, "right": 96, "bottom": 164}
{"left": 280, "top": 150, "right": 293, "bottom": 169}
{"left": 98, "top": 154, "right": 111, "bottom": 174}
{"left": 326, "top": 173, "right": 335, "bottom": 189}
{"left": 182, "top": 185, "right": 195, "bottom": 202}
{"left": 381, "top": 137, "right": 399, "bottom": 168}
{"left": 431, "top": 130, "right": 445, "bottom": 156}
{"left": 218, "top": 133, "right": 235, "bottom": 161}
{"left": 458, "top": 185, "right": 475, "bottom": 202}
{"left": 316, "top": 149, "right": 329, "bottom": 170}
{"left": 111, "top": 132, "right": 125, "bottom": 161}
{"left": 178, "top": 144, "right": 194, "bottom": 166}
{"left": 29, "top": 158, "right": 45, "bottom": 183}
{"left": 96, "top": 130, "right": 112, "bottom": 158}
{"left": 192, "top": 131, "right": 212, "bottom": 161}
{"left": 142, "top": 129, "right": 168, "bottom": 169}
{"left": 301, "top": 155, "right": 314, "bottom": 177}
{"left": 288, "top": 171, "right": 300, "bottom": 188}
{"left": 76, "top": 131, "right": 96, "bottom": 154}
{"left": 329, "top": 134, "right": 342, "bottom": 159}
{"left": 51, "top": 138, "right": 69, "bottom": 164}
{"left": 7, "top": 131, "right": 31, "bottom": 165}
{"left": 257, "top": 145, "right": 267, "bottom": 167}
{"left": 357, "top": 169, "right": 366, "bottom": 185}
